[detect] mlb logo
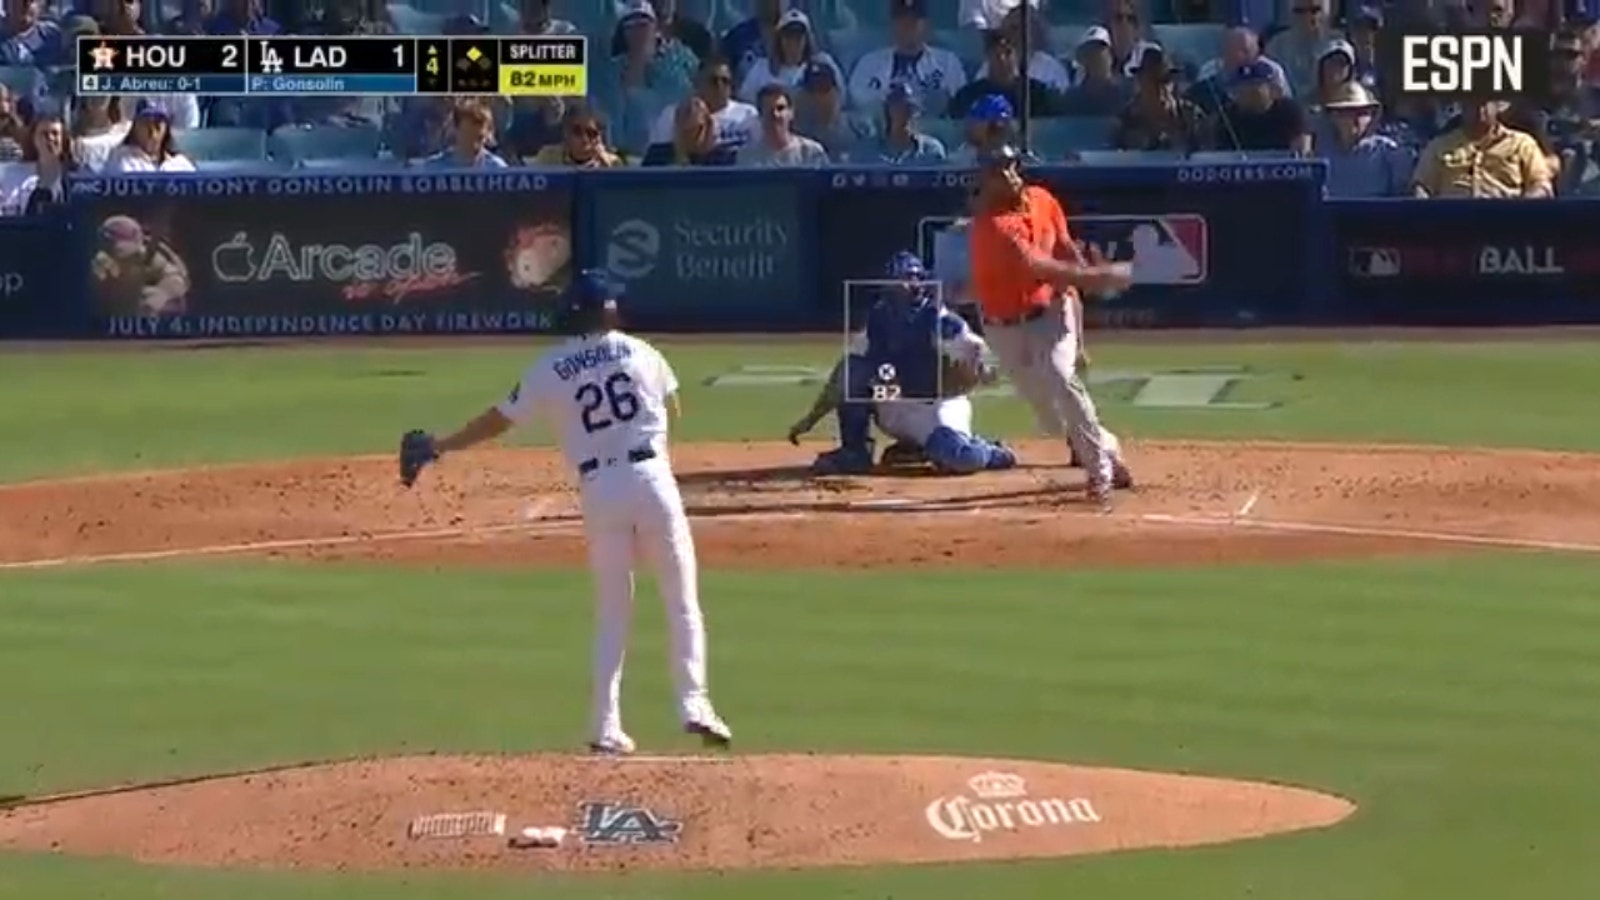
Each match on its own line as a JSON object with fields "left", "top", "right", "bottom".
{"left": 1074, "top": 215, "right": 1209, "bottom": 286}
{"left": 1349, "top": 247, "right": 1402, "bottom": 278}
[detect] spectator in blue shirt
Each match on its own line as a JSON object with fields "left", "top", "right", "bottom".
{"left": 601, "top": 0, "right": 698, "bottom": 157}
{"left": 720, "top": 0, "right": 783, "bottom": 80}
{"left": 794, "top": 59, "right": 865, "bottom": 160}
{"left": 422, "top": 102, "right": 508, "bottom": 168}
{"left": 867, "top": 80, "right": 945, "bottom": 164}
{"left": 1309, "top": 81, "right": 1411, "bottom": 197}
{"left": 206, "top": 0, "right": 279, "bottom": 34}
{"left": 0, "top": 0, "right": 65, "bottom": 67}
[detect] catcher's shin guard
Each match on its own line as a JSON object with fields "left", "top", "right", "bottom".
{"left": 923, "top": 426, "right": 992, "bottom": 475}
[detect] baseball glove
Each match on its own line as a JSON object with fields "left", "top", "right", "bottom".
{"left": 940, "top": 356, "right": 997, "bottom": 398}
{"left": 399, "top": 430, "right": 439, "bottom": 488}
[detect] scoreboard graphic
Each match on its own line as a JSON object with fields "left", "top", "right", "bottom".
{"left": 77, "top": 35, "right": 589, "bottom": 96}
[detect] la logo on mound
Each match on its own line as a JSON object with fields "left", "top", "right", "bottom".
{"left": 924, "top": 771, "right": 1100, "bottom": 843}
{"left": 606, "top": 218, "right": 661, "bottom": 280}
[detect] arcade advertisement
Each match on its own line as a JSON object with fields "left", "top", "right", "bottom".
{"left": 73, "top": 173, "right": 573, "bottom": 338}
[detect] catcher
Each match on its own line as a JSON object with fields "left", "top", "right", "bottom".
{"left": 787, "top": 250, "right": 1015, "bottom": 475}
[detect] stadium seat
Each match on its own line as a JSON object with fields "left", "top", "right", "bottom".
{"left": 386, "top": 4, "right": 446, "bottom": 34}
{"left": 920, "top": 117, "right": 965, "bottom": 150}
{"left": 0, "top": 66, "right": 43, "bottom": 98}
{"left": 1048, "top": 24, "right": 1087, "bottom": 56}
{"left": 268, "top": 124, "right": 383, "bottom": 163}
{"left": 826, "top": 28, "right": 875, "bottom": 76}
{"left": 173, "top": 127, "right": 268, "bottom": 163}
{"left": 1029, "top": 115, "right": 1115, "bottom": 155}
{"left": 193, "top": 159, "right": 289, "bottom": 174}
{"left": 935, "top": 28, "right": 983, "bottom": 70}
{"left": 1151, "top": 23, "right": 1225, "bottom": 67}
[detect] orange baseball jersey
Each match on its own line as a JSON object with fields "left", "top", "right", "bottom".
{"left": 967, "top": 185, "right": 1073, "bottom": 322}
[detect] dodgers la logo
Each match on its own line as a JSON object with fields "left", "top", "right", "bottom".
{"left": 577, "top": 802, "right": 683, "bottom": 845}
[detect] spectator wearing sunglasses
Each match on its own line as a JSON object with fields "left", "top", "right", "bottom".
{"left": 1062, "top": 27, "right": 1132, "bottom": 117}
{"left": 531, "top": 103, "right": 623, "bottom": 167}
{"left": 424, "top": 102, "right": 509, "bottom": 168}
{"left": 1267, "top": 0, "right": 1342, "bottom": 99}
{"left": 648, "top": 57, "right": 758, "bottom": 157}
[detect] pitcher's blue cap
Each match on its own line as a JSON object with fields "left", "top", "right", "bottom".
{"left": 569, "top": 269, "right": 621, "bottom": 310}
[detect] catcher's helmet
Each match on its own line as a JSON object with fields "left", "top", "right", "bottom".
{"left": 882, "top": 250, "right": 934, "bottom": 307}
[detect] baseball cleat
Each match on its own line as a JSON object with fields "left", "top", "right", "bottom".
{"left": 587, "top": 733, "right": 637, "bottom": 756}
{"left": 811, "top": 446, "right": 875, "bottom": 476}
{"left": 1087, "top": 480, "right": 1114, "bottom": 513}
{"left": 683, "top": 716, "right": 733, "bottom": 749}
{"left": 1112, "top": 458, "right": 1134, "bottom": 490}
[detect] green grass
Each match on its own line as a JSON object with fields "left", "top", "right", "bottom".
{"left": 1, "top": 339, "right": 1598, "bottom": 899}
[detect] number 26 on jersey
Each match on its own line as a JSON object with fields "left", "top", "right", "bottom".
{"left": 576, "top": 372, "right": 639, "bottom": 433}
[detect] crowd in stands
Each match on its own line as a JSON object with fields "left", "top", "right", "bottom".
{"left": 0, "top": 0, "right": 1598, "bottom": 211}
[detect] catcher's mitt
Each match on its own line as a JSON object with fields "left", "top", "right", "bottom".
{"left": 940, "top": 357, "right": 997, "bottom": 398}
{"left": 399, "top": 430, "right": 439, "bottom": 488}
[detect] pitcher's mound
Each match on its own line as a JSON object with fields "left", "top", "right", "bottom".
{"left": 0, "top": 754, "right": 1354, "bottom": 873}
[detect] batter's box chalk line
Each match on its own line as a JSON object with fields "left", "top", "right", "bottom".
{"left": 407, "top": 811, "right": 507, "bottom": 840}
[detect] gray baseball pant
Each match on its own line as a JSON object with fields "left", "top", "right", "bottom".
{"left": 983, "top": 299, "right": 1113, "bottom": 486}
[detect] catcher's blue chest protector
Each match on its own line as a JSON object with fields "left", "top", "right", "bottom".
{"left": 860, "top": 299, "right": 946, "bottom": 399}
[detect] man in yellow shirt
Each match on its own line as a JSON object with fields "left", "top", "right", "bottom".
{"left": 1412, "top": 100, "right": 1553, "bottom": 198}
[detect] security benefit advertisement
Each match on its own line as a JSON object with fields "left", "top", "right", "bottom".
{"left": 591, "top": 176, "right": 807, "bottom": 329}
{"left": 815, "top": 166, "right": 1318, "bottom": 328}
{"left": 72, "top": 172, "right": 573, "bottom": 338}
{"left": 1337, "top": 200, "right": 1600, "bottom": 324}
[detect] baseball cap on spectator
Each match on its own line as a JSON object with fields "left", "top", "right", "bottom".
{"left": 1319, "top": 38, "right": 1356, "bottom": 67}
{"left": 134, "top": 100, "right": 171, "bottom": 122}
{"left": 1231, "top": 59, "right": 1278, "bottom": 85}
{"left": 618, "top": 0, "right": 655, "bottom": 25}
{"left": 1129, "top": 43, "right": 1178, "bottom": 80}
{"left": 1349, "top": 4, "right": 1382, "bottom": 28}
{"left": 778, "top": 8, "right": 811, "bottom": 33}
{"left": 967, "top": 92, "right": 1013, "bottom": 122}
{"left": 1076, "top": 25, "right": 1112, "bottom": 51}
{"left": 1124, "top": 41, "right": 1173, "bottom": 78}
{"left": 803, "top": 59, "right": 838, "bottom": 89}
{"left": 891, "top": 0, "right": 929, "bottom": 19}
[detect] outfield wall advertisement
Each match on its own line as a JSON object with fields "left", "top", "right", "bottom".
{"left": 3, "top": 164, "right": 1599, "bottom": 338}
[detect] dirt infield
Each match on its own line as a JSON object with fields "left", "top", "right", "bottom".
{"left": 2, "top": 439, "right": 1597, "bottom": 570}
{"left": 2, "top": 437, "right": 1595, "bottom": 873}
{"left": 0, "top": 754, "right": 1355, "bottom": 872}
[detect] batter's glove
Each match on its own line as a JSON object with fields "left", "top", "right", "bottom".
{"left": 399, "top": 429, "right": 440, "bottom": 488}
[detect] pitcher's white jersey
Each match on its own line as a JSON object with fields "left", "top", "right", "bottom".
{"left": 496, "top": 331, "right": 678, "bottom": 468}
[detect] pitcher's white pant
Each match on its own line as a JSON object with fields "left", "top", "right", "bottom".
{"left": 576, "top": 456, "right": 711, "bottom": 740}
{"left": 875, "top": 395, "right": 973, "bottom": 445}
{"left": 984, "top": 299, "right": 1114, "bottom": 486}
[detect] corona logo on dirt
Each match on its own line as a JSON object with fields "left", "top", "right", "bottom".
{"left": 924, "top": 771, "right": 1100, "bottom": 843}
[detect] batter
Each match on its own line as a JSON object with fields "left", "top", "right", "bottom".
{"left": 397, "top": 271, "right": 732, "bottom": 756}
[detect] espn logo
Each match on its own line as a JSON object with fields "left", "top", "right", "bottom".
{"left": 1383, "top": 30, "right": 1549, "bottom": 100}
